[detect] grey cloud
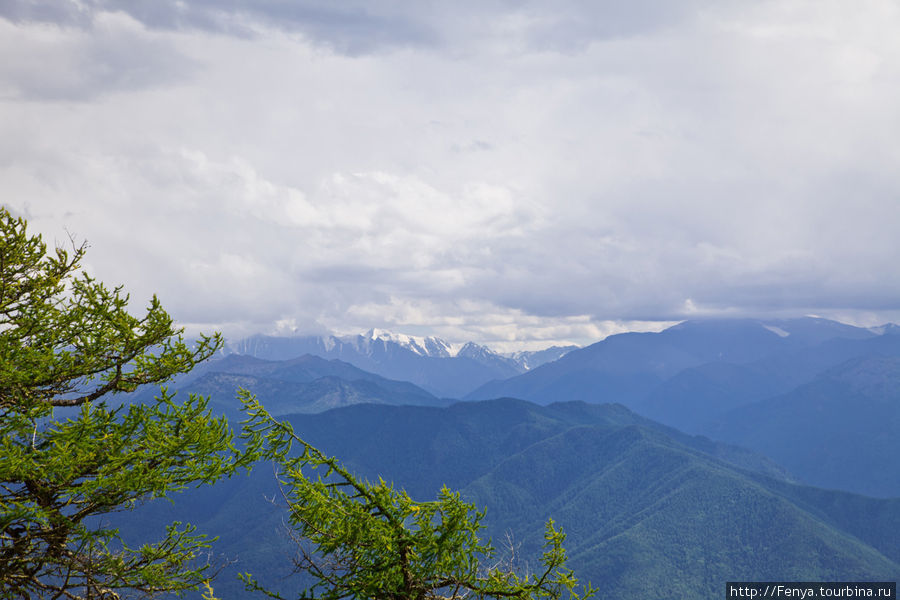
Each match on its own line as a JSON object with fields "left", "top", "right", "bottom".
{"left": 6, "top": 0, "right": 900, "bottom": 346}
{"left": 0, "top": 0, "right": 93, "bottom": 27}
{"left": 2, "top": 0, "right": 717, "bottom": 55}
{"left": 510, "top": 0, "right": 710, "bottom": 52}
{"left": 1, "top": 0, "right": 436, "bottom": 53}
{"left": 119, "top": 0, "right": 437, "bottom": 52}
{"left": 439, "top": 171, "right": 900, "bottom": 323}
{"left": 0, "top": 12, "right": 197, "bottom": 101}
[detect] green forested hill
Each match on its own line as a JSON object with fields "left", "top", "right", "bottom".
{"left": 461, "top": 423, "right": 900, "bottom": 599}
{"left": 118, "top": 399, "right": 900, "bottom": 599}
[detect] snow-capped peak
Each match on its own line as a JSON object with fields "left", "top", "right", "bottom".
{"left": 359, "top": 328, "right": 455, "bottom": 358}
{"left": 457, "top": 341, "right": 502, "bottom": 360}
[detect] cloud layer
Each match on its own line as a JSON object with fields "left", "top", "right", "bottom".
{"left": 3, "top": 1, "right": 899, "bottom": 348}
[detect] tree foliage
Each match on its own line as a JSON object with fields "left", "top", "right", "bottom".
{"left": 0, "top": 207, "right": 592, "bottom": 599}
{"left": 0, "top": 208, "right": 251, "bottom": 598}
{"left": 239, "top": 392, "right": 595, "bottom": 600}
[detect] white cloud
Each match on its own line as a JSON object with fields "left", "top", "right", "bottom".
{"left": 3, "top": 1, "right": 900, "bottom": 348}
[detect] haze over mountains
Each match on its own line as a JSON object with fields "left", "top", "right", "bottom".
{"left": 220, "top": 328, "right": 577, "bottom": 398}
{"left": 136, "top": 316, "right": 900, "bottom": 598}
{"left": 174, "top": 316, "right": 900, "bottom": 498}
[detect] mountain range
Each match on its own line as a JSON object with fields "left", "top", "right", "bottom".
{"left": 120, "top": 398, "right": 900, "bottom": 600}
{"left": 465, "top": 317, "right": 885, "bottom": 404}
{"left": 168, "top": 317, "right": 900, "bottom": 497}
{"left": 458, "top": 317, "right": 900, "bottom": 497}
{"left": 118, "top": 316, "right": 900, "bottom": 598}
{"left": 221, "top": 329, "right": 576, "bottom": 398}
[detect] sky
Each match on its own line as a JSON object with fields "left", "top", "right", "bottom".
{"left": 2, "top": 0, "right": 900, "bottom": 351}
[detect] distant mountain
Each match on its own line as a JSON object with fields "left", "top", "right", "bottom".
{"left": 869, "top": 323, "right": 900, "bottom": 336}
{"left": 223, "top": 330, "right": 577, "bottom": 398}
{"left": 276, "top": 399, "right": 794, "bottom": 497}
{"left": 131, "top": 353, "right": 445, "bottom": 416}
{"left": 462, "top": 317, "right": 900, "bottom": 498}
{"left": 506, "top": 345, "right": 579, "bottom": 370}
{"left": 704, "top": 354, "right": 900, "bottom": 497}
{"left": 120, "top": 399, "right": 900, "bottom": 599}
{"left": 636, "top": 361, "right": 783, "bottom": 433}
{"left": 464, "top": 317, "right": 900, "bottom": 412}
{"left": 633, "top": 324, "right": 900, "bottom": 435}
{"left": 193, "top": 317, "right": 900, "bottom": 499}
{"left": 356, "top": 328, "right": 458, "bottom": 357}
{"left": 225, "top": 329, "right": 457, "bottom": 362}
{"left": 456, "top": 341, "right": 520, "bottom": 371}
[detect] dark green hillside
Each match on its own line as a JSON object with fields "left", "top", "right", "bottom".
{"left": 280, "top": 398, "right": 581, "bottom": 497}
{"left": 760, "top": 481, "right": 900, "bottom": 564}
{"left": 545, "top": 401, "right": 794, "bottom": 481}
{"left": 282, "top": 400, "right": 900, "bottom": 599}
{"left": 281, "top": 399, "right": 791, "bottom": 498}
{"left": 462, "top": 424, "right": 899, "bottom": 599}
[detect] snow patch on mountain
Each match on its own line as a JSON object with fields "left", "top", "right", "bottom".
{"left": 223, "top": 328, "right": 580, "bottom": 376}
{"left": 762, "top": 324, "right": 791, "bottom": 338}
{"left": 869, "top": 323, "right": 900, "bottom": 336}
{"left": 349, "top": 329, "right": 578, "bottom": 371}
{"left": 505, "top": 346, "right": 580, "bottom": 370}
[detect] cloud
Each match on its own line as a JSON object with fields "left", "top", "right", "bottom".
{"left": 0, "top": 12, "right": 196, "bottom": 101}
{"left": 335, "top": 295, "right": 676, "bottom": 351}
{"left": 5, "top": 145, "right": 541, "bottom": 338}
{"left": 0, "top": 1, "right": 436, "bottom": 53}
{"left": 3, "top": 0, "right": 900, "bottom": 347}
{"left": 0, "top": 0, "right": 93, "bottom": 28}
{"left": 1, "top": 0, "right": 717, "bottom": 56}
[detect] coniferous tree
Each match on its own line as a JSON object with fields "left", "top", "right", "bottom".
{"left": 0, "top": 208, "right": 251, "bottom": 598}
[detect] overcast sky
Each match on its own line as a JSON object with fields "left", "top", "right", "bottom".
{"left": 3, "top": 1, "right": 900, "bottom": 350}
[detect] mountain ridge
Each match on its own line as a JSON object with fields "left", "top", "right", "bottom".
{"left": 221, "top": 330, "right": 578, "bottom": 397}
{"left": 464, "top": 317, "right": 895, "bottom": 406}
{"left": 120, "top": 397, "right": 900, "bottom": 599}
{"left": 703, "top": 354, "right": 900, "bottom": 497}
